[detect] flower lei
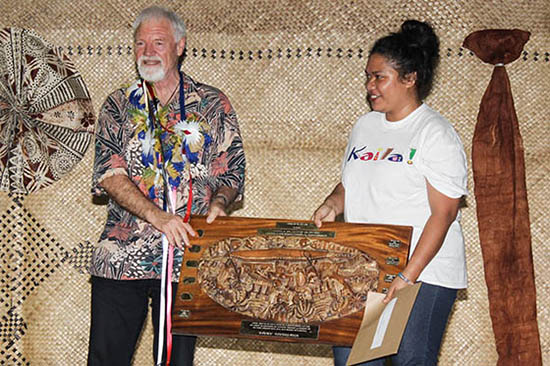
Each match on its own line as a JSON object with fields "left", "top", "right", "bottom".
{"left": 125, "top": 76, "right": 211, "bottom": 205}
{"left": 126, "top": 74, "right": 211, "bottom": 366}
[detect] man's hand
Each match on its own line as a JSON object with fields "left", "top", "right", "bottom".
{"left": 150, "top": 211, "right": 196, "bottom": 249}
{"left": 206, "top": 187, "right": 238, "bottom": 224}
{"left": 206, "top": 198, "right": 227, "bottom": 223}
{"left": 100, "top": 175, "right": 197, "bottom": 248}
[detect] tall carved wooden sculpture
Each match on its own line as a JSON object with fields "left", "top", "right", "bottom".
{"left": 463, "top": 30, "right": 542, "bottom": 365}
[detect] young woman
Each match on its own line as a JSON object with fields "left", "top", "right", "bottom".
{"left": 313, "top": 20, "right": 468, "bottom": 365}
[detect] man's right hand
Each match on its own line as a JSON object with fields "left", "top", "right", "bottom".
{"left": 149, "top": 211, "right": 196, "bottom": 249}
{"left": 100, "top": 175, "right": 196, "bottom": 249}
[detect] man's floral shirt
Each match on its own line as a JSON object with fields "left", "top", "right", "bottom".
{"left": 90, "top": 73, "right": 245, "bottom": 281}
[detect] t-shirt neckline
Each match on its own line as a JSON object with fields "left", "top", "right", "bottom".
{"left": 381, "top": 103, "right": 426, "bottom": 129}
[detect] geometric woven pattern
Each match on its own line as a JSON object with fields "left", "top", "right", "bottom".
{"left": 0, "top": 343, "right": 29, "bottom": 366}
{"left": 0, "top": 308, "right": 27, "bottom": 349}
{"left": 0, "top": 0, "right": 548, "bottom": 365}
{"left": 0, "top": 195, "right": 66, "bottom": 311}
{"left": 61, "top": 240, "right": 94, "bottom": 274}
{"left": 0, "top": 193, "right": 66, "bottom": 366}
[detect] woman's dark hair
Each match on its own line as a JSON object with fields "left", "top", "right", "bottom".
{"left": 370, "top": 20, "right": 440, "bottom": 101}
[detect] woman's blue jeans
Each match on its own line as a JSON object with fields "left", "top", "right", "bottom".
{"left": 333, "top": 282, "right": 458, "bottom": 366}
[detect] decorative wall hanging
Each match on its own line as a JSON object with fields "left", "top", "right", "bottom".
{"left": 0, "top": 27, "right": 94, "bottom": 194}
{"left": 463, "top": 29, "right": 542, "bottom": 366}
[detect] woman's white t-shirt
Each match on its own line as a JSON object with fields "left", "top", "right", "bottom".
{"left": 342, "top": 104, "right": 468, "bottom": 289}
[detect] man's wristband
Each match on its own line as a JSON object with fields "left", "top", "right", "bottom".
{"left": 397, "top": 272, "right": 413, "bottom": 285}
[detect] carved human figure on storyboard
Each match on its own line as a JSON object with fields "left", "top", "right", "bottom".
{"left": 313, "top": 20, "right": 468, "bottom": 365}
{"left": 87, "top": 6, "right": 245, "bottom": 366}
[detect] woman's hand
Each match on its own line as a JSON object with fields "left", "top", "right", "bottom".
{"left": 383, "top": 180, "right": 460, "bottom": 303}
{"left": 383, "top": 272, "right": 414, "bottom": 303}
{"left": 312, "top": 183, "right": 345, "bottom": 228}
{"left": 313, "top": 203, "right": 338, "bottom": 228}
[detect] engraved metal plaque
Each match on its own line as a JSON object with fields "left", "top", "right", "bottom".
{"left": 257, "top": 227, "right": 335, "bottom": 238}
{"left": 275, "top": 222, "right": 317, "bottom": 230}
{"left": 172, "top": 215, "right": 412, "bottom": 346}
{"left": 240, "top": 320, "right": 319, "bottom": 340}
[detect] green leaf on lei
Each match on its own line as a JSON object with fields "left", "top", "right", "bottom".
{"left": 142, "top": 168, "right": 157, "bottom": 189}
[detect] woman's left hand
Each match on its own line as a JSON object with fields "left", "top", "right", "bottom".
{"left": 383, "top": 274, "right": 414, "bottom": 304}
{"left": 382, "top": 181, "right": 461, "bottom": 304}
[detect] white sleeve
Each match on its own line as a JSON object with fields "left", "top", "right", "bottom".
{"left": 415, "top": 121, "right": 468, "bottom": 198}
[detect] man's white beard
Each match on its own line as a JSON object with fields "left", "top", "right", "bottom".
{"left": 137, "top": 55, "right": 166, "bottom": 82}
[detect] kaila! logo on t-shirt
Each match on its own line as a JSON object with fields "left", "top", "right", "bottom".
{"left": 347, "top": 146, "right": 417, "bottom": 164}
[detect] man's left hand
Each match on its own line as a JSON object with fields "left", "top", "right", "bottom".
{"left": 206, "top": 198, "right": 227, "bottom": 223}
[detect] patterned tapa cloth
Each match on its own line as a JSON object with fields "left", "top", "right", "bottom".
{"left": 0, "top": 27, "right": 94, "bottom": 194}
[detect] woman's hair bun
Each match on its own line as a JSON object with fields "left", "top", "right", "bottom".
{"left": 400, "top": 20, "right": 439, "bottom": 62}
{"left": 401, "top": 20, "right": 435, "bottom": 39}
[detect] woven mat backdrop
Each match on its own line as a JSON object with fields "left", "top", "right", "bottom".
{"left": 1, "top": 0, "right": 548, "bottom": 365}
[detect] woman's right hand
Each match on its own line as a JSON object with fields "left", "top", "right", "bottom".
{"left": 312, "top": 183, "right": 345, "bottom": 228}
{"left": 312, "top": 203, "right": 337, "bottom": 228}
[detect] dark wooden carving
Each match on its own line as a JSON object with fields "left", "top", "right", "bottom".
{"left": 172, "top": 215, "right": 412, "bottom": 346}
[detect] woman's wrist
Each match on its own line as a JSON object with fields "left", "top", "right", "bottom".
{"left": 397, "top": 272, "right": 414, "bottom": 285}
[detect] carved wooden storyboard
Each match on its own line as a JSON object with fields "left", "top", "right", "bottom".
{"left": 172, "top": 216, "right": 412, "bottom": 346}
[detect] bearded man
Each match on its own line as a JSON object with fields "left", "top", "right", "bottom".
{"left": 87, "top": 6, "right": 245, "bottom": 366}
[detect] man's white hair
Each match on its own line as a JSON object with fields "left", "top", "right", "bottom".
{"left": 133, "top": 6, "right": 186, "bottom": 41}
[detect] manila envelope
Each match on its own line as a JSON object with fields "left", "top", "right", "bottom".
{"left": 346, "top": 283, "right": 422, "bottom": 365}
